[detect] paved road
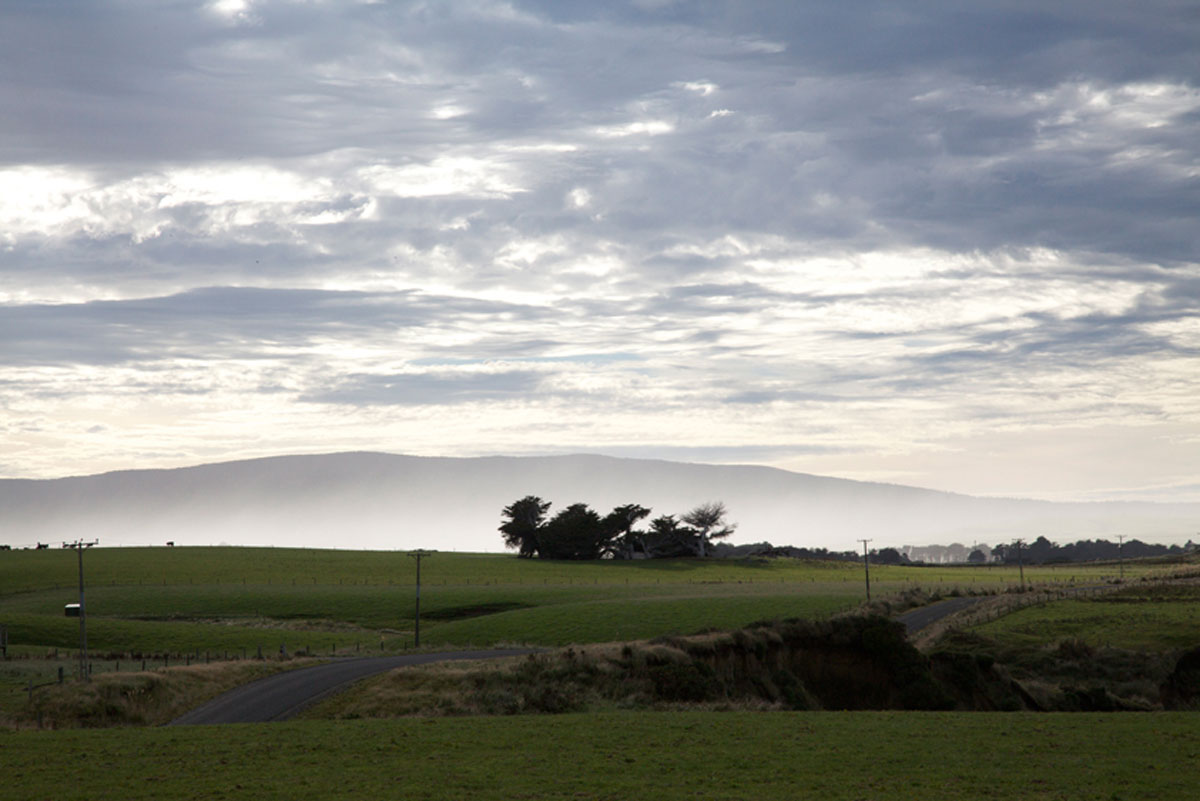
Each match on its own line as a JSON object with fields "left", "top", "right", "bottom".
{"left": 169, "top": 649, "right": 536, "bottom": 725}
{"left": 895, "top": 596, "right": 983, "bottom": 635}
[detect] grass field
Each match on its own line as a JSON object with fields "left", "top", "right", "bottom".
{"left": 1, "top": 545, "right": 1162, "bottom": 599}
{"left": 971, "top": 582, "right": 1200, "bottom": 652}
{"left": 1, "top": 546, "right": 1165, "bottom": 654}
{"left": 3, "top": 547, "right": 1199, "bottom": 800}
{"left": 4, "top": 710, "right": 1198, "bottom": 800}
{"left": 0, "top": 547, "right": 1184, "bottom": 712}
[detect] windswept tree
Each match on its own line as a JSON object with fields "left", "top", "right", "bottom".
{"left": 604, "top": 503, "right": 652, "bottom": 559}
{"left": 645, "top": 514, "right": 698, "bottom": 558}
{"left": 499, "top": 495, "right": 551, "bottom": 558}
{"left": 681, "top": 501, "right": 736, "bottom": 558}
{"left": 540, "top": 503, "right": 611, "bottom": 560}
{"left": 499, "top": 497, "right": 735, "bottom": 560}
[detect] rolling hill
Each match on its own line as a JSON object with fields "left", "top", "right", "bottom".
{"left": 1, "top": 452, "right": 1196, "bottom": 552}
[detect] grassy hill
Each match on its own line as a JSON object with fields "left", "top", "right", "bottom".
{"left": 7, "top": 452, "right": 1199, "bottom": 552}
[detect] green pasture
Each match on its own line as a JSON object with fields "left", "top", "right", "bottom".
{"left": 0, "top": 547, "right": 1176, "bottom": 661}
{"left": 422, "top": 589, "right": 856, "bottom": 647}
{"left": 1, "top": 546, "right": 871, "bottom": 594}
{"left": 0, "top": 585, "right": 857, "bottom": 658}
{"left": 5, "top": 710, "right": 1198, "bottom": 800}
{"left": 0, "top": 545, "right": 1157, "bottom": 598}
{"left": 971, "top": 583, "right": 1200, "bottom": 652}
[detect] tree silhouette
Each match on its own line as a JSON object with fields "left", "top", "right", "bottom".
{"left": 681, "top": 501, "right": 735, "bottom": 558}
{"left": 499, "top": 497, "right": 738, "bottom": 560}
{"left": 645, "top": 514, "right": 697, "bottom": 558}
{"left": 604, "top": 503, "right": 652, "bottom": 559}
{"left": 499, "top": 495, "right": 551, "bottom": 558}
{"left": 540, "top": 503, "right": 611, "bottom": 560}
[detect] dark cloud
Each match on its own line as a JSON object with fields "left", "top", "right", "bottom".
{"left": 0, "top": 287, "right": 549, "bottom": 366}
{"left": 5, "top": 0, "right": 1197, "bottom": 263}
{"left": 1, "top": 1, "right": 1197, "bottom": 501}
{"left": 304, "top": 369, "right": 546, "bottom": 406}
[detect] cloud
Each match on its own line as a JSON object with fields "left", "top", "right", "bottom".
{"left": 0, "top": 0, "right": 1197, "bottom": 505}
{"left": 306, "top": 369, "right": 546, "bottom": 406}
{"left": 0, "top": 287, "right": 549, "bottom": 366}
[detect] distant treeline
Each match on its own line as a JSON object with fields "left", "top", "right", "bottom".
{"left": 990, "top": 536, "right": 1195, "bottom": 565}
{"left": 713, "top": 536, "right": 1196, "bottom": 565}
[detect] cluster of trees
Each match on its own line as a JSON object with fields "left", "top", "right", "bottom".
{"left": 859, "top": 538, "right": 1192, "bottom": 566}
{"left": 992, "top": 536, "right": 1193, "bottom": 565}
{"left": 880, "top": 537, "right": 1192, "bottom": 565}
{"left": 499, "top": 496, "right": 736, "bottom": 560}
{"left": 705, "top": 537, "right": 1197, "bottom": 565}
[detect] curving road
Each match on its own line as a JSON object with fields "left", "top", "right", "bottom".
{"left": 171, "top": 601, "right": 995, "bottom": 725}
{"left": 169, "top": 649, "right": 537, "bottom": 725}
{"left": 895, "top": 596, "right": 984, "bottom": 635}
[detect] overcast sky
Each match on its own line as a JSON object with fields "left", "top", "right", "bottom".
{"left": 2, "top": 0, "right": 1198, "bottom": 503}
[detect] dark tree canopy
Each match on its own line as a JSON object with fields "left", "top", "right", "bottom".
{"left": 871, "top": 547, "right": 908, "bottom": 565}
{"left": 499, "top": 495, "right": 550, "bottom": 558}
{"left": 540, "top": 503, "right": 610, "bottom": 560}
{"left": 604, "top": 503, "right": 652, "bottom": 559}
{"left": 498, "top": 497, "right": 738, "bottom": 560}
{"left": 645, "top": 514, "right": 698, "bottom": 559}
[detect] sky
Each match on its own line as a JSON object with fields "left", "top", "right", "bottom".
{"left": 2, "top": 0, "right": 1198, "bottom": 504}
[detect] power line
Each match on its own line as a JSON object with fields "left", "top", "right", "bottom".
{"left": 407, "top": 550, "right": 433, "bottom": 648}
{"left": 858, "top": 539, "right": 872, "bottom": 601}
{"left": 1013, "top": 538, "right": 1025, "bottom": 592}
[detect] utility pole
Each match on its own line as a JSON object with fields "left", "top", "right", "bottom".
{"left": 1116, "top": 535, "right": 1125, "bottom": 580}
{"left": 858, "top": 539, "right": 872, "bottom": 601}
{"left": 1013, "top": 538, "right": 1025, "bottom": 592}
{"left": 407, "top": 550, "right": 432, "bottom": 648}
{"left": 64, "top": 539, "right": 98, "bottom": 681}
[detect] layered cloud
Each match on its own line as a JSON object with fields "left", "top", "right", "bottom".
{"left": 1, "top": 1, "right": 1197, "bottom": 506}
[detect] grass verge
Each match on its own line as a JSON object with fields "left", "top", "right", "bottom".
{"left": 2, "top": 659, "right": 317, "bottom": 729}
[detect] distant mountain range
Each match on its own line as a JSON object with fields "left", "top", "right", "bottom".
{"left": 1, "top": 452, "right": 1197, "bottom": 552}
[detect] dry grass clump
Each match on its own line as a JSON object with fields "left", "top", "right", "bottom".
{"left": 306, "top": 616, "right": 973, "bottom": 720}
{"left": 12, "top": 659, "right": 313, "bottom": 729}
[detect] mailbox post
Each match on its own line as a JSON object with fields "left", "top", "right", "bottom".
{"left": 64, "top": 540, "right": 98, "bottom": 681}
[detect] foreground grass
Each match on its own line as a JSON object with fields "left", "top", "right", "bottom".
{"left": 4, "top": 711, "right": 1197, "bottom": 800}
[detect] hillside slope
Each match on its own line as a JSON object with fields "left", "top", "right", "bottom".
{"left": 2, "top": 452, "right": 1196, "bottom": 551}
